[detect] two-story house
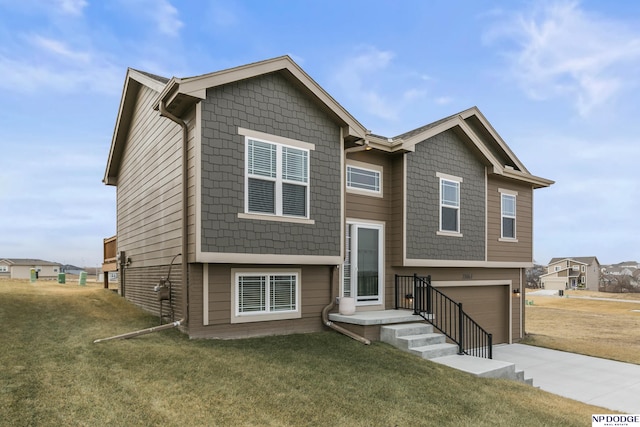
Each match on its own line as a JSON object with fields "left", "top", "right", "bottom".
{"left": 540, "top": 257, "right": 600, "bottom": 291}
{"left": 103, "top": 56, "right": 553, "bottom": 344}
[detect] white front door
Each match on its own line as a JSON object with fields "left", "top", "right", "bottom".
{"left": 343, "top": 222, "right": 383, "bottom": 305}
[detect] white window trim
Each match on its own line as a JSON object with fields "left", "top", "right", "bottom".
{"left": 437, "top": 172, "right": 462, "bottom": 236}
{"left": 0, "top": 266, "right": 8, "bottom": 272}
{"left": 230, "top": 268, "right": 302, "bottom": 324}
{"left": 243, "top": 134, "right": 312, "bottom": 221}
{"left": 346, "top": 160, "right": 383, "bottom": 198}
{"left": 499, "top": 189, "right": 518, "bottom": 242}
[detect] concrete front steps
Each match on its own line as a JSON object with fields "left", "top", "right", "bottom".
{"left": 380, "top": 323, "right": 533, "bottom": 385}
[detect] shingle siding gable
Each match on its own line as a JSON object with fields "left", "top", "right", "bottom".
{"left": 200, "top": 72, "right": 341, "bottom": 256}
{"left": 405, "top": 128, "right": 485, "bottom": 260}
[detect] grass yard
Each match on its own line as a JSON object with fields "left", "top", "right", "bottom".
{"left": 523, "top": 290, "right": 640, "bottom": 364}
{"left": 1, "top": 279, "right": 609, "bottom": 426}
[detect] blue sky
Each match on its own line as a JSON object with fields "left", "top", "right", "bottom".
{"left": 1, "top": 0, "right": 639, "bottom": 267}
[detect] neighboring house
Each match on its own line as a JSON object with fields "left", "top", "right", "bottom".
{"left": 0, "top": 259, "right": 61, "bottom": 279}
{"left": 540, "top": 257, "right": 601, "bottom": 291}
{"left": 61, "top": 264, "right": 85, "bottom": 275}
{"left": 103, "top": 56, "right": 553, "bottom": 344}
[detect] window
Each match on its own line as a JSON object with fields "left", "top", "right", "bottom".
{"left": 347, "top": 165, "right": 381, "bottom": 194}
{"left": 501, "top": 193, "right": 516, "bottom": 239}
{"left": 581, "top": 265, "right": 586, "bottom": 273}
{"left": 554, "top": 266, "right": 561, "bottom": 272}
{"left": 439, "top": 177, "right": 460, "bottom": 233}
{"left": 0, "top": 266, "right": 7, "bottom": 273}
{"left": 580, "top": 275, "right": 586, "bottom": 284}
{"left": 246, "top": 138, "right": 309, "bottom": 218}
{"left": 232, "top": 270, "right": 301, "bottom": 323}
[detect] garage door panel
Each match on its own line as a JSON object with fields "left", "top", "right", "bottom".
{"left": 435, "top": 285, "right": 509, "bottom": 344}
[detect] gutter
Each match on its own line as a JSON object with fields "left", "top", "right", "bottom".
{"left": 321, "top": 265, "right": 370, "bottom": 345}
{"left": 159, "top": 101, "right": 190, "bottom": 326}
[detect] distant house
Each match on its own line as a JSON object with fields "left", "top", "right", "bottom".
{"left": 61, "top": 265, "right": 85, "bottom": 275}
{"left": 0, "top": 259, "right": 61, "bottom": 279}
{"left": 540, "top": 257, "right": 600, "bottom": 291}
{"left": 102, "top": 56, "right": 553, "bottom": 343}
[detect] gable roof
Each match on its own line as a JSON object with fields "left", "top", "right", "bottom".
{"left": 0, "top": 258, "right": 60, "bottom": 266}
{"left": 365, "top": 107, "right": 553, "bottom": 188}
{"left": 103, "top": 68, "right": 169, "bottom": 184}
{"left": 104, "top": 56, "right": 552, "bottom": 189}
{"left": 104, "top": 56, "right": 368, "bottom": 185}
{"left": 548, "top": 256, "right": 600, "bottom": 266}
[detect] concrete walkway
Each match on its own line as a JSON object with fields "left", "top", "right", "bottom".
{"left": 493, "top": 344, "right": 640, "bottom": 414}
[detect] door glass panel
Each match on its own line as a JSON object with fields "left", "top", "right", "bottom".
{"left": 357, "top": 228, "right": 379, "bottom": 301}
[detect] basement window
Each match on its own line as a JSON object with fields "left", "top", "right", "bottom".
{"left": 231, "top": 269, "right": 301, "bottom": 323}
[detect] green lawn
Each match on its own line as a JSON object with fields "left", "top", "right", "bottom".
{"left": 0, "top": 279, "right": 607, "bottom": 426}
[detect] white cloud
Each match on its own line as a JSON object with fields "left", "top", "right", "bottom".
{"left": 332, "top": 47, "right": 398, "bottom": 120}
{"left": 485, "top": 0, "right": 640, "bottom": 116}
{"left": 153, "top": 0, "right": 183, "bottom": 37}
{"left": 56, "top": 0, "right": 87, "bottom": 16}
{"left": 330, "top": 47, "right": 437, "bottom": 125}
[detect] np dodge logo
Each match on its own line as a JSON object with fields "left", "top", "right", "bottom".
{"left": 593, "top": 414, "right": 640, "bottom": 427}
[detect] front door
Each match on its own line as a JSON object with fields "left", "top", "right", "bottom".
{"left": 343, "top": 222, "right": 383, "bottom": 305}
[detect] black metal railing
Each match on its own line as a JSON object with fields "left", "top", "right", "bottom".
{"left": 395, "top": 274, "right": 493, "bottom": 359}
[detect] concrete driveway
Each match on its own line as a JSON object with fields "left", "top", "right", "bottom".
{"left": 493, "top": 344, "right": 640, "bottom": 414}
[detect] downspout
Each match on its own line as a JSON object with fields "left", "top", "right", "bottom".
{"left": 94, "top": 319, "right": 183, "bottom": 343}
{"left": 159, "top": 102, "right": 189, "bottom": 326}
{"left": 321, "top": 265, "right": 370, "bottom": 345}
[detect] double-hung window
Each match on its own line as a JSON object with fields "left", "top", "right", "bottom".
{"left": 246, "top": 137, "right": 309, "bottom": 218}
{"left": 438, "top": 173, "right": 461, "bottom": 234}
{"left": 500, "top": 190, "right": 517, "bottom": 240}
{"left": 233, "top": 270, "right": 301, "bottom": 323}
{"left": 0, "top": 266, "right": 7, "bottom": 273}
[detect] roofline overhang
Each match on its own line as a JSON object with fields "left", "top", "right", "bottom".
{"left": 103, "top": 69, "right": 166, "bottom": 185}
{"left": 152, "top": 56, "right": 368, "bottom": 140}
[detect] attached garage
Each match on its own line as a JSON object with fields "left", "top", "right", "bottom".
{"left": 541, "top": 277, "right": 567, "bottom": 290}
{"left": 432, "top": 283, "right": 510, "bottom": 344}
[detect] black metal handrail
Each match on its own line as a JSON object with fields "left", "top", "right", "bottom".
{"left": 395, "top": 274, "right": 493, "bottom": 359}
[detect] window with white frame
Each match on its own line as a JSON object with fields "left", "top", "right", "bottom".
{"left": 0, "top": 266, "right": 8, "bottom": 272}
{"left": 347, "top": 164, "right": 381, "bottom": 194}
{"left": 233, "top": 271, "right": 301, "bottom": 323}
{"left": 501, "top": 193, "right": 516, "bottom": 239}
{"left": 439, "top": 176, "right": 460, "bottom": 233}
{"left": 246, "top": 137, "right": 309, "bottom": 218}
{"left": 581, "top": 265, "right": 586, "bottom": 272}
{"left": 554, "top": 266, "right": 561, "bottom": 272}
{"left": 580, "top": 275, "right": 585, "bottom": 284}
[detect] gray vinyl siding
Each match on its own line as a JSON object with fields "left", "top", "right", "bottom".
{"left": 199, "top": 72, "right": 342, "bottom": 257}
{"left": 115, "top": 84, "right": 197, "bottom": 315}
{"left": 487, "top": 177, "right": 533, "bottom": 262}
{"left": 119, "top": 264, "right": 183, "bottom": 320}
{"left": 405, "top": 128, "right": 485, "bottom": 260}
{"left": 116, "top": 84, "right": 187, "bottom": 267}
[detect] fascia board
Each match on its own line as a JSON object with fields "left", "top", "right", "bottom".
{"left": 501, "top": 168, "right": 555, "bottom": 188}
{"left": 460, "top": 107, "right": 530, "bottom": 174}
{"left": 104, "top": 69, "right": 165, "bottom": 185}
{"left": 161, "top": 56, "right": 367, "bottom": 138}
{"left": 103, "top": 73, "right": 139, "bottom": 185}
{"left": 401, "top": 118, "right": 460, "bottom": 150}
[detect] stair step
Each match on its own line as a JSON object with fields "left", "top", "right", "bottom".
{"left": 409, "top": 342, "right": 459, "bottom": 359}
{"left": 396, "top": 333, "right": 445, "bottom": 350}
{"left": 381, "top": 323, "right": 534, "bottom": 385}
{"left": 380, "top": 323, "right": 433, "bottom": 346}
